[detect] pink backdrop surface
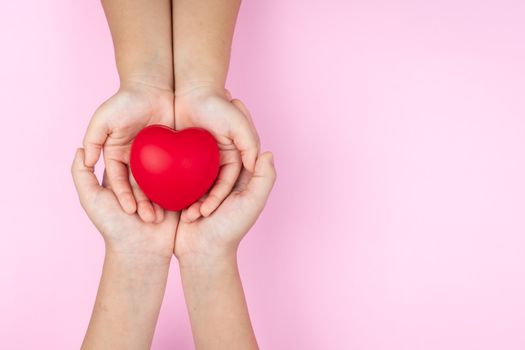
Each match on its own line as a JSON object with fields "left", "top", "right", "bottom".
{"left": 1, "top": 0, "right": 525, "bottom": 349}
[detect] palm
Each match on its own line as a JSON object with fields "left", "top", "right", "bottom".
{"left": 174, "top": 154, "right": 274, "bottom": 259}
{"left": 91, "top": 184, "right": 178, "bottom": 258}
{"left": 175, "top": 93, "right": 238, "bottom": 145}
{"left": 72, "top": 149, "right": 179, "bottom": 259}
{"left": 85, "top": 85, "right": 174, "bottom": 221}
{"left": 174, "top": 190, "right": 250, "bottom": 258}
{"left": 175, "top": 94, "right": 242, "bottom": 181}
{"left": 175, "top": 90, "right": 259, "bottom": 219}
{"left": 101, "top": 87, "right": 174, "bottom": 169}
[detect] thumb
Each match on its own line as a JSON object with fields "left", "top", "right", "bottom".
{"left": 83, "top": 108, "right": 111, "bottom": 167}
{"left": 244, "top": 152, "right": 277, "bottom": 206}
{"left": 231, "top": 99, "right": 260, "bottom": 151}
{"left": 229, "top": 106, "right": 260, "bottom": 172}
{"left": 71, "top": 148, "right": 102, "bottom": 210}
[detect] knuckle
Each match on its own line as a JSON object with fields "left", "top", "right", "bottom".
{"left": 216, "top": 176, "right": 233, "bottom": 187}
{"left": 205, "top": 194, "right": 221, "bottom": 205}
{"left": 115, "top": 187, "right": 132, "bottom": 197}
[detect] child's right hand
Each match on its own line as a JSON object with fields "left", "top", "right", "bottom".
{"left": 174, "top": 152, "right": 276, "bottom": 264}
{"left": 82, "top": 82, "right": 174, "bottom": 223}
{"left": 71, "top": 148, "right": 179, "bottom": 260}
{"left": 175, "top": 152, "right": 275, "bottom": 350}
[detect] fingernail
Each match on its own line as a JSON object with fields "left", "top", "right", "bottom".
{"left": 200, "top": 206, "right": 210, "bottom": 217}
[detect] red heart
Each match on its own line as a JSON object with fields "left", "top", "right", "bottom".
{"left": 130, "top": 125, "right": 220, "bottom": 211}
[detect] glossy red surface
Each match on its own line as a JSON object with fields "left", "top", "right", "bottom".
{"left": 130, "top": 125, "right": 220, "bottom": 211}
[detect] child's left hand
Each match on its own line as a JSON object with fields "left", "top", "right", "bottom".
{"left": 71, "top": 148, "right": 179, "bottom": 260}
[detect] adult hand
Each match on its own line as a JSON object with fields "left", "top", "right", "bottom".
{"left": 83, "top": 82, "right": 174, "bottom": 223}
{"left": 175, "top": 86, "right": 260, "bottom": 219}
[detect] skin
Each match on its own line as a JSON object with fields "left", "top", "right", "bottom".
{"left": 79, "top": 0, "right": 269, "bottom": 347}
{"left": 72, "top": 149, "right": 179, "bottom": 350}
{"left": 176, "top": 151, "right": 276, "bottom": 350}
{"left": 83, "top": 0, "right": 174, "bottom": 223}
{"left": 85, "top": 0, "right": 260, "bottom": 222}
{"left": 173, "top": 0, "right": 260, "bottom": 220}
{"left": 73, "top": 149, "right": 276, "bottom": 349}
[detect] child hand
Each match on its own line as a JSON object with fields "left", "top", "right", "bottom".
{"left": 83, "top": 82, "right": 174, "bottom": 223}
{"left": 72, "top": 148, "right": 179, "bottom": 260}
{"left": 175, "top": 86, "right": 260, "bottom": 219}
{"left": 174, "top": 152, "right": 276, "bottom": 263}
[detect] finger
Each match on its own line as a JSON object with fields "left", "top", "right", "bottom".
{"left": 233, "top": 167, "right": 253, "bottom": 193}
{"left": 243, "top": 152, "right": 277, "bottom": 205}
{"left": 102, "top": 170, "right": 111, "bottom": 189}
{"left": 153, "top": 203, "right": 165, "bottom": 224}
{"left": 228, "top": 108, "right": 260, "bottom": 173}
{"left": 71, "top": 148, "right": 102, "bottom": 209}
{"left": 130, "top": 175, "right": 155, "bottom": 223}
{"left": 104, "top": 157, "right": 137, "bottom": 214}
{"left": 181, "top": 196, "right": 206, "bottom": 223}
{"left": 200, "top": 149, "right": 242, "bottom": 217}
{"left": 83, "top": 111, "right": 110, "bottom": 167}
{"left": 231, "top": 99, "right": 260, "bottom": 151}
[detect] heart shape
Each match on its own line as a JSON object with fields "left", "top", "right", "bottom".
{"left": 130, "top": 125, "right": 220, "bottom": 211}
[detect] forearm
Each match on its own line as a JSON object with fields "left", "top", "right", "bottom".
{"left": 173, "top": 0, "right": 241, "bottom": 91}
{"left": 102, "top": 0, "right": 173, "bottom": 89}
{"left": 82, "top": 251, "right": 171, "bottom": 350}
{"left": 179, "top": 253, "right": 258, "bottom": 350}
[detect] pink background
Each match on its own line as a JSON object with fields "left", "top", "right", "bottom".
{"left": 1, "top": 0, "right": 525, "bottom": 349}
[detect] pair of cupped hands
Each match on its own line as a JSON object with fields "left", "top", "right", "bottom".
{"left": 72, "top": 81, "right": 276, "bottom": 265}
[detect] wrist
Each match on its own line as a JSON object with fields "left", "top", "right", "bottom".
{"left": 103, "top": 250, "right": 171, "bottom": 290}
{"left": 179, "top": 253, "right": 239, "bottom": 287}
{"left": 119, "top": 61, "right": 174, "bottom": 92}
{"left": 174, "top": 80, "right": 228, "bottom": 98}
{"left": 177, "top": 249, "right": 238, "bottom": 271}
{"left": 114, "top": 80, "right": 174, "bottom": 113}
{"left": 119, "top": 77, "right": 174, "bottom": 95}
{"left": 105, "top": 246, "right": 172, "bottom": 274}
